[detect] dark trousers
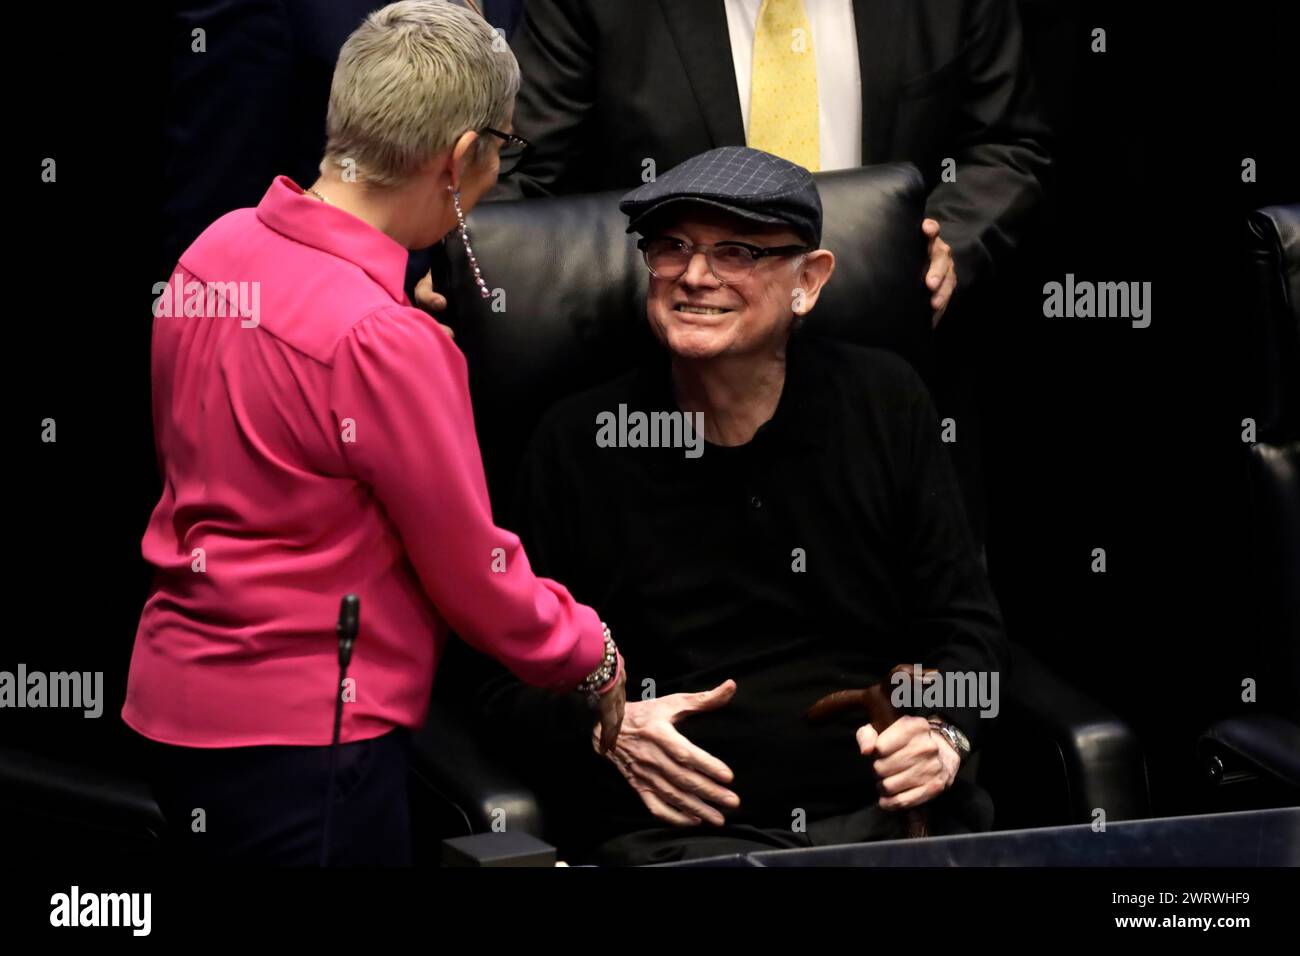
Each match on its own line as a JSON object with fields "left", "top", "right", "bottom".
{"left": 585, "top": 777, "right": 994, "bottom": 866}
{"left": 142, "top": 727, "right": 413, "bottom": 865}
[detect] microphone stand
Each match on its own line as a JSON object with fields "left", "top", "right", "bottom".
{"left": 320, "top": 594, "right": 360, "bottom": 867}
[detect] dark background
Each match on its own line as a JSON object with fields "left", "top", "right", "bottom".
{"left": 7, "top": 1, "right": 1297, "bottom": 826}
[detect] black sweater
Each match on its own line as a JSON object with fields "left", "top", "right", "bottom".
{"left": 471, "top": 335, "right": 1008, "bottom": 847}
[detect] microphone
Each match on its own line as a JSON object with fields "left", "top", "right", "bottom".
{"left": 321, "top": 594, "right": 361, "bottom": 867}
{"left": 336, "top": 594, "right": 360, "bottom": 671}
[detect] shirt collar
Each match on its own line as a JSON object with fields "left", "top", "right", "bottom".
{"left": 750, "top": 334, "right": 829, "bottom": 451}
{"left": 255, "top": 176, "right": 411, "bottom": 304}
{"left": 631, "top": 334, "right": 830, "bottom": 452}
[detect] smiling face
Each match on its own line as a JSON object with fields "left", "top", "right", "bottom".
{"left": 643, "top": 206, "right": 835, "bottom": 362}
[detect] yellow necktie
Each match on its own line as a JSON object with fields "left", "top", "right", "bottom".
{"left": 748, "top": 0, "right": 820, "bottom": 171}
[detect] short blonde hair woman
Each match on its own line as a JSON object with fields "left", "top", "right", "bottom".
{"left": 126, "top": 1, "right": 624, "bottom": 865}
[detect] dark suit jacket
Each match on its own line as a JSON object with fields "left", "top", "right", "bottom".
{"left": 500, "top": 0, "right": 1051, "bottom": 290}
{"left": 161, "top": 0, "right": 520, "bottom": 284}
{"left": 161, "top": 1, "right": 385, "bottom": 272}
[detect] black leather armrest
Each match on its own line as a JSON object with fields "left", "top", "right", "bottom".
{"left": 1199, "top": 714, "right": 1300, "bottom": 789}
{"left": 979, "top": 642, "right": 1150, "bottom": 827}
{"left": 0, "top": 746, "right": 164, "bottom": 845}
{"left": 408, "top": 695, "right": 545, "bottom": 838}
{"left": 411, "top": 642, "right": 1153, "bottom": 836}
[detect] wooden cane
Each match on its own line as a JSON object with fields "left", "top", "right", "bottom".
{"left": 804, "top": 664, "right": 938, "bottom": 839}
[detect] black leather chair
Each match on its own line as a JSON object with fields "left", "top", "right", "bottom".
{"left": 416, "top": 162, "right": 1150, "bottom": 845}
{"left": 433, "top": 163, "right": 935, "bottom": 504}
{"left": 0, "top": 742, "right": 165, "bottom": 860}
{"left": 1197, "top": 204, "right": 1300, "bottom": 808}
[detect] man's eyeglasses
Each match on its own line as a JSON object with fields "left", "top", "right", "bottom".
{"left": 479, "top": 127, "right": 531, "bottom": 177}
{"left": 637, "top": 236, "right": 812, "bottom": 284}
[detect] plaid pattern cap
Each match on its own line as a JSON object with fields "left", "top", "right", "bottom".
{"left": 619, "top": 146, "right": 823, "bottom": 247}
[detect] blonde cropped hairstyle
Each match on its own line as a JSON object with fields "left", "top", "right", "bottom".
{"left": 320, "top": 1, "right": 519, "bottom": 188}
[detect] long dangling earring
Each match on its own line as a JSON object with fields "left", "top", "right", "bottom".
{"left": 450, "top": 186, "right": 490, "bottom": 299}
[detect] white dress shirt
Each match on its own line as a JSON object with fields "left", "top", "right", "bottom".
{"left": 723, "top": 0, "right": 864, "bottom": 170}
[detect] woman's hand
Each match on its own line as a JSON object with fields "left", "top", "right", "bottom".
{"left": 414, "top": 269, "right": 455, "bottom": 339}
{"left": 593, "top": 666, "right": 627, "bottom": 755}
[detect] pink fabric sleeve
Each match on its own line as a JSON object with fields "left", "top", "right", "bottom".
{"left": 330, "top": 306, "right": 605, "bottom": 690}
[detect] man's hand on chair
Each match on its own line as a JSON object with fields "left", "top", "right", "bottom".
{"left": 857, "top": 715, "right": 960, "bottom": 811}
{"left": 923, "top": 218, "right": 957, "bottom": 328}
{"left": 413, "top": 268, "right": 456, "bottom": 339}
{"left": 593, "top": 679, "right": 741, "bottom": 826}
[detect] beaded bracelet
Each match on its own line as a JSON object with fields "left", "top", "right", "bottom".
{"left": 577, "top": 623, "right": 619, "bottom": 705}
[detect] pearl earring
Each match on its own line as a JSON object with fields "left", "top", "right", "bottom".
{"left": 450, "top": 186, "right": 490, "bottom": 299}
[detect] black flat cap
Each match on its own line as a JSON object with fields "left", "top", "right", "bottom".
{"left": 619, "top": 146, "right": 823, "bottom": 247}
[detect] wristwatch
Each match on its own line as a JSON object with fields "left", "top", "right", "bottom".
{"left": 927, "top": 716, "right": 971, "bottom": 763}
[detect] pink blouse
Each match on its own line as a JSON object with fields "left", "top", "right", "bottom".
{"left": 123, "top": 176, "right": 604, "bottom": 748}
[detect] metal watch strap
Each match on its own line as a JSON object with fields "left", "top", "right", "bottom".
{"left": 928, "top": 717, "right": 971, "bottom": 762}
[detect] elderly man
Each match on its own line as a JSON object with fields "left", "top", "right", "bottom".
{"left": 474, "top": 146, "right": 1008, "bottom": 866}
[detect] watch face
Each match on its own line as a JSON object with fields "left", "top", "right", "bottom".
{"left": 932, "top": 722, "right": 969, "bottom": 757}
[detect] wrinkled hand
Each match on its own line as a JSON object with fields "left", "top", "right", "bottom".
{"left": 593, "top": 679, "right": 740, "bottom": 826}
{"left": 593, "top": 666, "right": 627, "bottom": 755}
{"left": 414, "top": 269, "right": 455, "bottom": 339}
{"left": 922, "top": 218, "right": 957, "bottom": 328}
{"left": 857, "top": 716, "right": 960, "bottom": 811}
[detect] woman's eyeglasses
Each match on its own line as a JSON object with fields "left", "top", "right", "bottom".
{"left": 479, "top": 127, "right": 531, "bottom": 178}
{"left": 637, "top": 236, "right": 811, "bottom": 284}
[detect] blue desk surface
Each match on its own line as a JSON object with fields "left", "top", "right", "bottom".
{"left": 657, "top": 807, "right": 1300, "bottom": 867}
